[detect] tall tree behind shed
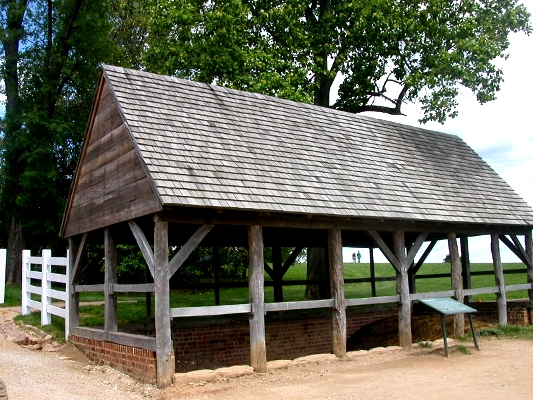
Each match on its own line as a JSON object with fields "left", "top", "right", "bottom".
{"left": 144, "top": 0, "right": 531, "bottom": 299}
{"left": 0, "top": 0, "right": 114, "bottom": 284}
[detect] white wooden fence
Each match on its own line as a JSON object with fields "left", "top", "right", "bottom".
{"left": 0, "top": 249, "right": 6, "bottom": 304}
{"left": 21, "top": 249, "right": 70, "bottom": 339}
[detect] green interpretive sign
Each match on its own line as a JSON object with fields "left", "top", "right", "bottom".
{"left": 419, "top": 297, "right": 477, "bottom": 315}
{"left": 418, "top": 297, "right": 480, "bottom": 357}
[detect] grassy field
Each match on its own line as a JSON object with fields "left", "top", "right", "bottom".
{"left": 2, "top": 261, "right": 531, "bottom": 341}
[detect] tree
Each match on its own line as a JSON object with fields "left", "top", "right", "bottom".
{"left": 0, "top": 0, "right": 115, "bottom": 284}
{"left": 144, "top": 0, "right": 530, "bottom": 298}
{"left": 146, "top": 0, "right": 531, "bottom": 121}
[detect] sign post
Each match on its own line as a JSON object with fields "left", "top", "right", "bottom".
{"left": 419, "top": 297, "right": 480, "bottom": 357}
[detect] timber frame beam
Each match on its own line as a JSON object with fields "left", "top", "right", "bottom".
{"left": 368, "top": 230, "right": 428, "bottom": 348}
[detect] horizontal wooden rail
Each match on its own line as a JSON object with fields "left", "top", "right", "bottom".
{"left": 111, "top": 283, "right": 154, "bottom": 293}
{"left": 73, "top": 284, "right": 104, "bottom": 293}
{"left": 345, "top": 295, "right": 400, "bottom": 307}
{"left": 70, "top": 327, "right": 156, "bottom": 352}
{"left": 171, "top": 304, "right": 252, "bottom": 318}
{"left": 411, "top": 290, "right": 456, "bottom": 301}
{"left": 505, "top": 283, "right": 532, "bottom": 291}
{"left": 265, "top": 299, "right": 334, "bottom": 312}
{"left": 463, "top": 287, "right": 499, "bottom": 296}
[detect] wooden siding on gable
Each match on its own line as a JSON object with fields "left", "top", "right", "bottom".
{"left": 62, "top": 81, "right": 162, "bottom": 238}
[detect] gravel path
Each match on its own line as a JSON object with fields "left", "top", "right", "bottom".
{"left": 2, "top": 306, "right": 533, "bottom": 400}
{"left": 0, "top": 307, "right": 159, "bottom": 400}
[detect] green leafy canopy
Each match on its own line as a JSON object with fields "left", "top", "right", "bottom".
{"left": 145, "top": 0, "right": 531, "bottom": 123}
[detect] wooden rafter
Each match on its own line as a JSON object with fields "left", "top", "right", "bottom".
{"left": 70, "top": 232, "right": 89, "bottom": 287}
{"left": 128, "top": 220, "right": 155, "bottom": 277}
{"left": 367, "top": 231, "right": 401, "bottom": 271}
{"left": 168, "top": 224, "right": 214, "bottom": 278}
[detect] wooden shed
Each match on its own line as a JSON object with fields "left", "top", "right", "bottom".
{"left": 61, "top": 65, "right": 533, "bottom": 387}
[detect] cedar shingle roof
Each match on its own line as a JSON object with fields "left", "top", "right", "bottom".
{"left": 102, "top": 65, "right": 533, "bottom": 226}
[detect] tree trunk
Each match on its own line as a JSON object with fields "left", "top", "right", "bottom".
{"left": 6, "top": 215, "right": 24, "bottom": 285}
{"left": 305, "top": 247, "right": 330, "bottom": 299}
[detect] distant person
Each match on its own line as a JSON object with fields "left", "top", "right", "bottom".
{"left": 352, "top": 252, "right": 356, "bottom": 262}
{"left": 0, "top": 377, "right": 8, "bottom": 400}
{"left": 357, "top": 251, "right": 361, "bottom": 263}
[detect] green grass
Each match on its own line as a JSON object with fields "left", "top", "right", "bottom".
{"left": 1, "top": 285, "right": 23, "bottom": 307}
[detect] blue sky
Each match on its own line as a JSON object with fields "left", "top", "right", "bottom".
{"left": 343, "top": 0, "right": 533, "bottom": 264}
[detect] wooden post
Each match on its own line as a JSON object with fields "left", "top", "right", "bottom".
{"left": 213, "top": 247, "right": 220, "bottom": 306}
{"left": 145, "top": 265, "right": 152, "bottom": 323}
{"left": 491, "top": 234, "right": 508, "bottom": 326}
{"left": 248, "top": 225, "right": 267, "bottom": 373}
{"left": 68, "top": 236, "right": 83, "bottom": 337}
{"left": 448, "top": 233, "right": 464, "bottom": 337}
{"left": 394, "top": 231, "right": 412, "bottom": 348}
{"left": 104, "top": 228, "right": 118, "bottom": 332}
{"left": 525, "top": 232, "right": 533, "bottom": 323}
{"left": 272, "top": 246, "right": 283, "bottom": 302}
{"left": 369, "top": 247, "right": 376, "bottom": 297}
{"left": 526, "top": 232, "right": 533, "bottom": 308}
{"left": 154, "top": 217, "right": 174, "bottom": 388}
{"left": 460, "top": 237, "right": 472, "bottom": 303}
{"left": 329, "top": 228, "right": 346, "bottom": 358}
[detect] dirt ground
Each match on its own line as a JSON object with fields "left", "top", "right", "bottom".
{"left": 2, "top": 306, "right": 533, "bottom": 400}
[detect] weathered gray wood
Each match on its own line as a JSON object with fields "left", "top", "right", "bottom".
{"left": 129, "top": 219, "right": 155, "bottom": 277}
{"left": 460, "top": 237, "right": 472, "bottom": 302}
{"left": 345, "top": 295, "right": 400, "bottom": 306}
{"left": 405, "top": 232, "right": 429, "bottom": 268}
{"left": 491, "top": 233, "right": 508, "bottom": 326}
{"left": 526, "top": 232, "right": 533, "bottom": 306}
{"left": 70, "top": 327, "right": 156, "bottom": 352}
{"left": 154, "top": 217, "right": 174, "bottom": 388}
{"left": 104, "top": 228, "right": 118, "bottom": 332}
{"left": 70, "top": 233, "right": 89, "bottom": 286}
{"left": 265, "top": 299, "right": 334, "bottom": 312}
{"left": 171, "top": 304, "right": 252, "bottom": 318}
{"left": 248, "top": 225, "right": 267, "bottom": 373}
{"left": 510, "top": 235, "right": 532, "bottom": 268}
{"left": 394, "top": 231, "right": 412, "bottom": 348}
{"left": 463, "top": 287, "right": 499, "bottom": 296}
{"left": 368, "top": 231, "right": 401, "bottom": 271}
{"left": 168, "top": 224, "right": 214, "bottom": 278}
{"left": 410, "top": 290, "right": 456, "bottom": 300}
{"left": 68, "top": 235, "right": 86, "bottom": 337}
{"left": 328, "top": 227, "right": 346, "bottom": 358}
{"left": 505, "top": 283, "right": 533, "bottom": 291}
{"left": 448, "top": 233, "right": 464, "bottom": 337}
{"left": 499, "top": 234, "right": 532, "bottom": 267}
{"left": 74, "top": 284, "right": 105, "bottom": 292}
{"left": 111, "top": 283, "right": 154, "bottom": 293}
{"left": 62, "top": 92, "right": 164, "bottom": 238}
{"left": 160, "top": 210, "right": 532, "bottom": 237}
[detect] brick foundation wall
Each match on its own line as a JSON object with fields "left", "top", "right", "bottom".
{"left": 465, "top": 300, "right": 532, "bottom": 325}
{"left": 69, "top": 335, "right": 157, "bottom": 384}
{"left": 170, "top": 305, "right": 398, "bottom": 369}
